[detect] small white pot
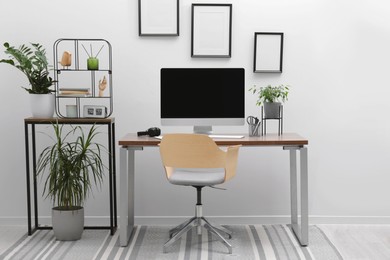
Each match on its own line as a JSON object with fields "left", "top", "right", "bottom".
{"left": 30, "top": 93, "right": 55, "bottom": 118}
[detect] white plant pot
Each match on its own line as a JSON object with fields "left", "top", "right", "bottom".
{"left": 30, "top": 93, "right": 55, "bottom": 118}
{"left": 52, "top": 206, "right": 84, "bottom": 241}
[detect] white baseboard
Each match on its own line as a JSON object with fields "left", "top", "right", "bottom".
{"left": 2, "top": 215, "right": 390, "bottom": 226}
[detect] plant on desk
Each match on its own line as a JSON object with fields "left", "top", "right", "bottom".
{"left": 249, "top": 84, "right": 290, "bottom": 119}
{"left": 36, "top": 123, "right": 106, "bottom": 241}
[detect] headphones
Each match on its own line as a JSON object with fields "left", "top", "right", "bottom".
{"left": 137, "top": 127, "right": 161, "bottom": 137}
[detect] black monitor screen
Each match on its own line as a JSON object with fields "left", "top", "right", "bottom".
{"left": 161, "top": 68, "right": 245, "bottom": 120}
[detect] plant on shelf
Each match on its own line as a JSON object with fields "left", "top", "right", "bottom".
{"left": 249, "top": 84, "right": 290, "bottom": 119}
{"left": 0, "top": 42, "right": 56, "bottom": 117}
{"left": 36, "top": 123, "right": 106, "bottom": 241}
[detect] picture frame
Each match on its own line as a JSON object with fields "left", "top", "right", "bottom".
{"left": 138, "top": 0, "right": 179, "bottom": 36}
{"left": 191, "top": 4, "right": 232, "bottom": 58}
{"left": 254, "top": 32, "right": 284, "bottom": 73}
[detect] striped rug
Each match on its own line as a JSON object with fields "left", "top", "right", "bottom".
{"left": 0, "top": 225, "right": 342, "bottom": 260}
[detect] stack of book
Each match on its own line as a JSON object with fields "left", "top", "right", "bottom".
{"left": 59, "top": 88, "right": 91, "bottom": 97}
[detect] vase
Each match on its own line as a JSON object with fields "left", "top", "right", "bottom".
{"left": 30, "top": 93, "right": 55, "bottom": 118}
{"left": 52, "top": 206, "right": 84, "bottom": 241}
{"left": 263, "top": 102, "right": 282, "bottom": 119}
{"left": 87, "top": 57, "right": 99, "bottom": 70}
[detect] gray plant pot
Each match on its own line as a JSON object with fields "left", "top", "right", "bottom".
{"left": 263, "top": 102, "right": 282, "bottom": 119}
{"left": 52, "top": 206, "right": 84, "bottom": 241}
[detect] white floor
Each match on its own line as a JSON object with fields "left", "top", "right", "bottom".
{"left": 1, "top": 225, "right": 390, "bottom": 259}
{"left": 319, "top": 224, "right": 390, "bottom": 260}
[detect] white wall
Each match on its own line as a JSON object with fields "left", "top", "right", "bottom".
{"left": 1, "top": 0, "right": 390, "bottom": 225}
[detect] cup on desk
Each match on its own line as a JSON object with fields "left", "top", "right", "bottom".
{"left": 66, "top": 105, "right": 78, "bottom": 118}
{"left": 248, "top": 121, "right": 261, "bottom": 136}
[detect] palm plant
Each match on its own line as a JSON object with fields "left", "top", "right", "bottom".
{"left": 0, "top": 42, "right": 55, "bottom": 94}
{"left": 36, "top": 123, "right": 105, "bottom": 209}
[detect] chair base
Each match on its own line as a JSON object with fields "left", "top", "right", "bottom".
{"left": 163, "top": 205, "right": 232, "bottom": 254}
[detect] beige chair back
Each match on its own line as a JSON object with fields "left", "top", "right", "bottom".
{"left": 159, "top": 133, "right": 241, "bottom": 181}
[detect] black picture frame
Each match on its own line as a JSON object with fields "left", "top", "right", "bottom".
{"left": 254, "top": 32, "right": 284, "bottom": 73}
{"left": 138, "top": 0, "right": 179, "bottom": 36}
{"left": 191, "top": 4, "right": 232, "bottom": 58}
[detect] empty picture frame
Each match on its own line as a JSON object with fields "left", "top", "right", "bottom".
{"left": 254, "top": 32, "right": 284, "bottom": 73}
{"left": 138, "top": 0, "right": 179, "bottom": 36}
{"left": 191, "top": 4, "right": 232, "bottom": 57}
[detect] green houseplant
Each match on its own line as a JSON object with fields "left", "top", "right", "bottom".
{"left": 36, "top": 123, "right": 105, "bottom": 240}
{"left": 249, "top": 84, "right": 290, "bottom": 118}
{"left": 0, "top": 42, "right": 56, "bottom": 117}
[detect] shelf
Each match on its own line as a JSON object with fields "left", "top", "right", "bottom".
{"left": 57, "top": 69, "right": 112, "bottom": 73}
{"left": 53, "top": 38, "right": 113, "bottom": 118}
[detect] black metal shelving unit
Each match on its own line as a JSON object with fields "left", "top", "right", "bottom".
{"left": 53, "top": 39, "right": 113, "bottom": 118}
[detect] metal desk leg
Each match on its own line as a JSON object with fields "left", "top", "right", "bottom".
{"left": 120, "top": 146, "right": 142, "bottom": 246}
{"left": 285, "top": 146, "right": 308, "bottom": 246}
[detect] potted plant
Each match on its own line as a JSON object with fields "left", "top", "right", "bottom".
{"left": 0, "top": 42, "right": 56, "bottom": 117}
{"left": 249, "top": 84, "right": 290, "bottom": 119}
{"left": 36, "top": 123, "right": 105, "bottom": 240}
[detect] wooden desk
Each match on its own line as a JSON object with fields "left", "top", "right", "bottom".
{"left": 24, "top": 117, "right": 117, "bottom": 235}
{"left": 118, "top": 133, "right": 309, "bottom": 246}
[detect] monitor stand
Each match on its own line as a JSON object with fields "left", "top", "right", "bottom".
{"left": 193, "top": 126, "right": 212, "bottom": 134}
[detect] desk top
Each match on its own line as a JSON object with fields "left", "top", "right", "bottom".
{"left": 24, "top": 117, "right": 115, "bottom": 124}
{"left": 118, "top": 133, "right": 308, "bottom": 147}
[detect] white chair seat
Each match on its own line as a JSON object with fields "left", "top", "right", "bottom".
{"left": 168, "top": 168, "right": 225, "bottom": 186}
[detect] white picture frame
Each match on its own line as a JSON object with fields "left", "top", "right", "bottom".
{"left": 138, "top": 0, "right": 179, "bottom": 36}
{"left": 254, "top": 32, "right": 284, "bottom": 73}
{"left": 191, "top": 4, "right": 232, "bottom": 58}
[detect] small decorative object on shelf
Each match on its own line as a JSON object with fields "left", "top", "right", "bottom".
{"left": 59, "top": 51, "right": 72, "bottom": 69}
{"left": 249, "top": 84, "right": 290, "bottom": 135}
{"left": 66, "top": 104, "right": 78, "bottom": 117}
{"left": 53, "top": 38, "right": 113, "bottom": 118}
{"left": 87, "top": 57, "right": 99, "bottom": 70}
{"left": 59, "top": 88, "right": 91, "bottom": 97}
{"left": 99, "top": 75, "right": 107, "bottom": 97}
{"left": 83, "top": 105, "right": 107, "bottom": 118}
{"left": 82, "top": 43, "right": 104, "bottom": 70}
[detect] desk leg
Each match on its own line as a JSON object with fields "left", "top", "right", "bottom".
{"left": 287, "top": 147, "right": 308, "bottom": 246}
{"left": 120, "top": 146, "right": 143, "bottom": 246}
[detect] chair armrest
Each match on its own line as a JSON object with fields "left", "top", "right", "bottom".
{"left": 224, "top": 145, "right": 241, "bottom": 181}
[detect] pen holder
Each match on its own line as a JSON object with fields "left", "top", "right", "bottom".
{"left": 249, "top": 122, "right": 261, "bottom": 136}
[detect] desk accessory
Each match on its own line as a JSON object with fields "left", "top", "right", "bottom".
{"left": 137, "top": 127, "right": 161, "bottom": 137}
{"left": 247, "top": 116, "right": 261, "bottom": 136}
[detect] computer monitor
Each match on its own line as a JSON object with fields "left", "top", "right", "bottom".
{"left": 161, "top": 68, "right": 245, "bottom": 133}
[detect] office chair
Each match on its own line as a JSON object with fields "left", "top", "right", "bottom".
{"left": 159, "top": 133, "right": 241, "bottom": 254}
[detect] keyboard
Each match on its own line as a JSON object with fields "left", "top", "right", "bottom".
{"left": 154, "top": 134, "right": 244, "bottom": 140}
{"left": 208, "top": 134, "right": 244, "bottom": 139}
